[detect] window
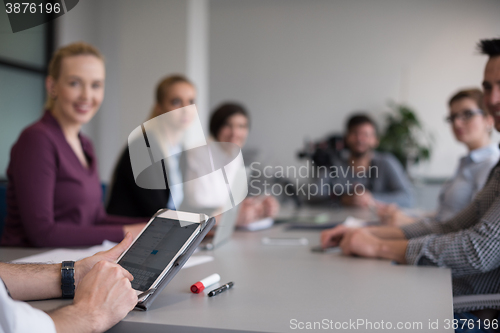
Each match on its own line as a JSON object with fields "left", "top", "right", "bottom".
{"left": 0, "top": 9, "right": 54, "bottom": 178}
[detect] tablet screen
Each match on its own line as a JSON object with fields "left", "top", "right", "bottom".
{"left": 118, "top": 217, "right": 199, "bottom": 291}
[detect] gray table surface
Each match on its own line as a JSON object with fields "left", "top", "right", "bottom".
{"left": 1, "top": 220, "right": 454, "bottom": 333}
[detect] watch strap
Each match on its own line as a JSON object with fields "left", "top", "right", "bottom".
{"left": 61, "top": 261, "right": 75, "bottom": 299}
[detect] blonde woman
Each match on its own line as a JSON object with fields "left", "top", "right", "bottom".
{"left": 106, "top": 75, "right": 196, "bottom": 217}
{"left": 1, "top": 42, "right": 146, "bottom": 247}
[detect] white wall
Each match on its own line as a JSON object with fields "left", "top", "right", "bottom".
{"left": 56, "top": 0, "right": 500, "bottom": 181}
{"left": 57, "top": 0, "right": 209, "bottom": 181}
{"left": 187, "top": 0, "right": 210, "bottom": 134}
{"left": 209, "top": 0, "right": 500, "bottom": 178}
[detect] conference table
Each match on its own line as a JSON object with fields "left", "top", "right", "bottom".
{"left": 0, "top": 206, "right": 454, "bottom": 332}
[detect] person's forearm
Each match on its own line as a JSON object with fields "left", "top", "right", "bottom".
{"left": 0, "top": 262, "right": 61, "bottom": 300}
{"left": 0, "top": 261, "right": 88, "bottom": 301}
{"left": 49, "top": 305, "right": 97, "bottom": 333}
{"left": 376, "top": 239, "right": 408, "bottom": 264}
{"left": 367, "top": 226, "right": 407, "bottom": 240}
{"left": 373, "top": 191, "right": 413, "bottom": 208}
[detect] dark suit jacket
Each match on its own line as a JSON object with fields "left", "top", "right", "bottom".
{"left": 106, "top": 146, "right": 170, "bottom": 218}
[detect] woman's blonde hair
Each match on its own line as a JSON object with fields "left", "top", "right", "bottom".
{"left": 148, "top": 74, "right": 194, "bottom": 120}
{"left": 44, "top": 42, "right": 104, "bottom": 110}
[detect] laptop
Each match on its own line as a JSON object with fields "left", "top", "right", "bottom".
{"left": 284, "top": 207, "right": 379, "bottom": 230}
{"left": 199, "top": 205, "right": 240, "bottom": 250}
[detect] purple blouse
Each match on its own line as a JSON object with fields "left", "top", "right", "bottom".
{"left": 1, "top": 111, "right": 143, "bottom": 247}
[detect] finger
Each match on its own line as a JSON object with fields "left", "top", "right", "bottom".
{"left": 321, "top": 237, "right": 335, "bottom": 248}
{"left": 339, "top": 234, "right": 351, "bottom": 255}
{"left": 321, "top": 229, "right": 340, "bottom": 247}
{"left": 327, "top": 235, "right": 342, "bottom": 248}
{"left": 103, "top": 262, "right": 134, "bottom": 282}
{"left": 106, "top": 232, "right": 134, "bottom": 260}
{"left": 333, "top": 225, "right": 348, "bottom": 239}
{"left": 320, "top": 226, "right": 346, "bottom": 248}
{"left": 342, "top": 229, "right": 358, "bottom": 255}
{"left": 320, "top": 230, "right": 331, "bottom": 248}
{"left": 380, "top": 218, "right": 390, "bottom": 226}
{"left": 119, "top": 266, "right": 134, "bottom": 281}
{"left": 388, "top": 204, "right": 398, "bottom": 213}
{"left": 320, "top": 228, "right": 337, "bottom": 246}
{"left": 367, "top": 198, "right": 377, "bottom": 209}
{"left": 320, "top": 234, "right": 331, "bottom": 248}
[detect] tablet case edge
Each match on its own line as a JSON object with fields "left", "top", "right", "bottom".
{"left": 134, "top": 215, "right": 216, "bottom": 311}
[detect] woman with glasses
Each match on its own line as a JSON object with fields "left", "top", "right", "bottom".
{"left": 378, "top": 88, "right": 499, "bottom": 226}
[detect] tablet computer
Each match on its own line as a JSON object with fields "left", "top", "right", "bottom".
{"left": 116, "top": 209, "right": 214, "bottom": 308}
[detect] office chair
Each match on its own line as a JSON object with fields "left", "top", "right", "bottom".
{"left": 0, "top": 181, "right": 7, "bottom": 240}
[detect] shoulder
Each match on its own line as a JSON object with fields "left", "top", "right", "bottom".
{"left": 476, "top": 154, "right": 499, "bottom": 170}
{"left": 373, "top": 151, "right": 403, "bottom": 169}
{"left": 8, "top": 117, "right": 61, "bottom": 174}
{"left": 14, "top": 119, "right": 56, "bottom": 152}
{"left": 486, "top": 146, "right": 500, "bottom": 165}
{"left": 468, "top": 146, "right": 500, "bottom": 173}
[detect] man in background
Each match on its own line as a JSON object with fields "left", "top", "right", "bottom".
{"left": 319, "top": 114, "right": 413, "bottom": 208}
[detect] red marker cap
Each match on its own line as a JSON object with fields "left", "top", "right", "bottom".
{"left": 190, "top": 273, "right": 221, "bottom": 294}
{"left": 191, "top": 282, "right": 205, "bottom": 294}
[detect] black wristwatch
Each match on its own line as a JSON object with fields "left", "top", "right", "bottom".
{"left": 61, "top": 261, "right": 75, "bottom": 299}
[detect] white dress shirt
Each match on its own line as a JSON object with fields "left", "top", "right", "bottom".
{"left": 166, "top": 144, "right": 184, "bottom": 210}
{"left": 435, "top": 143, "right": 500, "bottom": 221}
{"left": 0, "top": 278, "right": 56, "bottom": 333}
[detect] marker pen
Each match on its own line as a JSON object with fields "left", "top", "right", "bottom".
{"left": 190, "top": 273, "right": 221, "bottom": 294}
{"left": 208, "top": 281, "right": 234, "bottom": 297}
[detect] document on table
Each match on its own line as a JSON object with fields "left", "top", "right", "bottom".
{"left": 239, "top": 217, "right": 274, "bottom": 231}
{"left": 12, "top": 240, "right": 213, "bottom": 269}
{"left": 343, "top": 216, "right": 369, "bottom": 228}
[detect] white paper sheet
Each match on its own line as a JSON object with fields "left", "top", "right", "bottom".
{"left": 239, "top": 217, "right": 274, "bottom": 231}
{"left": 12, "top": 240, "right": 213, "bottom": 269}
{"left": 343, "top": 216, "right": 368, "bottom": 228}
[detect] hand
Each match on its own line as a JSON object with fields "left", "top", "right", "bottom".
{"left": 237, "top": 196, "right": 280, "bottom": 226}
{"left": 75, "top": 233, "right": 133, "bottom": 288}
{"left": 339, "top": 228, "right": 381, "bottom": 258}
{"left": 262, "top": 196, "right": 280, "bottom": 218}
{"left": 341, "top": 191, "right": 375, "bottom": 208}
{"left": 123, "top": 223, "right": 147, "bottom": 239}
{"left": 71, "top": 261, "right": 137, "bottom": 333}
{"left": 377, "top": 203, "right": 398, "bottom": 224}
{"left": 320, "top": 224, "right": 350, "bottom": 248}
{"left": 338, "top": 228, "right": 408, "bottom": 263}
{"left": 236, "top": 197, "right": 261, "bottom": 226}
{"left": 377, "top": 203, "right": 416, "bottom": 226}
{"left": 358, "top": 191, "right": 375, "bottom": 207}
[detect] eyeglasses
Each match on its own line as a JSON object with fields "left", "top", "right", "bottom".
{"left": 445, "top": 109, "right": 484, "bottom": 124}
